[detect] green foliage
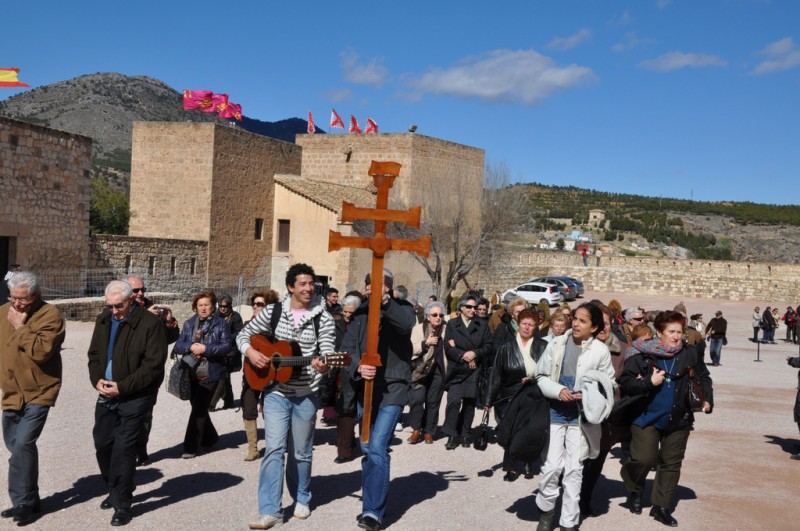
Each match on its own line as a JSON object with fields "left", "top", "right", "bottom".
{"left": 556, "top": 237, "right": 565, "bottom": 250}
{"left": 604, "top": 230, "right": 617, "bottom": 241}
{"left": 93, "top": 148, "right": 132, "bottom": 173}
{"left": 90, "top": 177, "right": 130, "bottom": 234}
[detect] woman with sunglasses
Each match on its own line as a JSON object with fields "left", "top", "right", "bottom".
{"left": 407, "top": 301, "right": 448, "bottom": 445}
{"left": 173, "top": 290, "right": 232, "bottom": 459}
{"left": 619, "top": 310, "right": 713, "bottom": 527}
{"left": 240, "top": 290, "right": 279, "bottom": 461}
{"left": 209, "top": 294, "right": 244, "bottom": 411}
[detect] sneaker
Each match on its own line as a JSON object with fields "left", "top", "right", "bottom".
{"left": 181, "top": 453, "right": 196, "bottom": 459}
{"left": 293, "top": 503, "right": 310, "bottom": 519}
{"left": 791, "top": 453, "right": 800, "bottom": 461}
{"left": 394, "top": 422, "right": 403, "bottom": 432}
{"left": 249, "top": 515, "right": 283, "bottom": 529}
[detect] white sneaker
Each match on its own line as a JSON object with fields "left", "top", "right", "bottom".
{"left": 249, "top": 515, "right": 283, "bottom": 529}
{"left": 293, "top": 503, "right": 311, "bottom": 520}
{"left": 394, "top": 422, "right": 403, "bottom": 432}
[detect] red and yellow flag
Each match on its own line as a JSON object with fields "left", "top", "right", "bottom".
{"left": 0, "top": 68, "right": 30, "bottom": 88}
{"left": 182, "top": 89, "right": 214, "bottom": 110}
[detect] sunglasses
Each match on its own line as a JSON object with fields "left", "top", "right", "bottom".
{"left": 253, "top": 301, "right": 266, "bottom": 308}
{"left": 219, "top": 304, "right": 230, "bottom": 309}
{"left": 131, "top": 287, "right": 146, "bottom": 294}
{"left": 429, "top": 313, "right": 443, "bottom": 317}
{"left": 105, "top": 302, "right": 127, "bottom": 310}
{"left": 463, "top": 305, "right": 477, "bottom": 310}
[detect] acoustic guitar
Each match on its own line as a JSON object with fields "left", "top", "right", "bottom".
{"left": 244, "top": 334, "right": 352, "bottom": 390}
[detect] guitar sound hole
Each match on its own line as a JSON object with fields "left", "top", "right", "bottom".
{"left": 271, "top": 356, "right": 283, "bottom": 368}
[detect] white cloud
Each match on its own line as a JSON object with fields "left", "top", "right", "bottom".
{"left": 325, "top": 88, "right": 353, "bottom": 102}
{"left": 638, "top": 51, "right": 727, "bottom": 72}
{"left": 751, "top": 37, "right": 800, "bottom": 75}
{"left": 340, "top": 49, "right": 389, "bottom": 87}
{"left": 611, "top": 10, "right": 635, "bottom": 28}
{"left": 547, "top": 28, "right": 593, "bottom": 51}
{"left": 657, "top": 0, "right": 672, "bottom": 10}
{"left": 612, "top": 32, "right": 650, "bottom": 53}
{"left": 409, "top": 49, "right": 596, "bottom": 106}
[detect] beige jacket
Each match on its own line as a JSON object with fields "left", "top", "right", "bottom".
{"left": 0, "top": 301, "right": 66, "bottom": 409}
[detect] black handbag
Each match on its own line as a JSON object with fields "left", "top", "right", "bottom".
{"left": 472, "top": 409, "right": 491, "bottom": 451}
{"left": 166, "top": 353, "right": 191, "bottom": 400}
{"left": 685, "top": 366, "right": 705, "bottom": 412}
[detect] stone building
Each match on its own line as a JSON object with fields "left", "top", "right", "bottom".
{"left": 113, "top": 124, "right": 485, "bottom": 299}
{"left": 0, "top": 116, "right": 92, "bottom": 299}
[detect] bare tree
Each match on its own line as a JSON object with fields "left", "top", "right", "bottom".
{"left": 388, "top": 160, "right": 528, "bottom": 301}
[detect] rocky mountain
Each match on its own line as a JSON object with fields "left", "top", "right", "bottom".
{"left": 0, "top": 72, "right": 315, "bottom": 155}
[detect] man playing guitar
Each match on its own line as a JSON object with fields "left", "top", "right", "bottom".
{"left": 236, "top": 263, "right": 335, "bottom": 530}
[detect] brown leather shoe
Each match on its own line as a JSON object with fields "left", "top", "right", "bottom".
{"left": 407, "top": 430, "right": 422, "bottom": 444}
{"left": 424, "top": 434, "right": 434, "bottom": 444}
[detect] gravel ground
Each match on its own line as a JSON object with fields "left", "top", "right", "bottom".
{"left": 1, "top": 290, "right": 799, "bottom": 530}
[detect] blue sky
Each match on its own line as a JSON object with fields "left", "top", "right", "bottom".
{"left": 3, "top": 0, "right": 799, "bottom": 204}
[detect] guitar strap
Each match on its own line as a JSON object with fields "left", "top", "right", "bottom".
{"left": 269, "top": 302, "right": 322, "bottom": 355}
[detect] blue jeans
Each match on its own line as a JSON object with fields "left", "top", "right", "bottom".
{"left": 358, "top": 403, "right": 402, "bottom": 524}
{"left": 2, "top": 404, "right": 50, "bottom": 507}
{"left": 258, "top": 392, "right": 318, "bottom": 518}
{"left": 709, "top": 338, "right": 724, "bottom": 365}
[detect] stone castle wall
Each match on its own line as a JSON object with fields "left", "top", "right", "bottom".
{"left": 90, "top": 234, "right": 208, "bottom": 294}
{"left": 473, "top": 250, "right": 800, "bottom": 305}
{"left": 208, "top": 125, "right": 302, "bottom": 286}
{"left": 295, "top": 133, "right": 484, "bottom": 206}
{"left": 129, "top": 122, "right": 215, "bottom": 241}
{"left": 0, "top": 116, "right": 91, "bottom": 271}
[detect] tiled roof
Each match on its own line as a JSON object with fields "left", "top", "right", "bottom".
{"left": 274, "top": 174, "right": 376, "bottom": 214}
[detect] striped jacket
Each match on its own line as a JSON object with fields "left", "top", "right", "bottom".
{"left": 236, "top": 295, "right": 335, "bottom": 396}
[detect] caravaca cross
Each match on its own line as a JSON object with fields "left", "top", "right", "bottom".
{"left": 328, "top": 161, "right": 430, "bottom": 443}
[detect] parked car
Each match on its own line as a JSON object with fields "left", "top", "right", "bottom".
{"left": 502, "top": 282, "right": 564, "bottom": 307}
{"left": 552, "top": 276, "right": 585, "bottom": 297}
{"left": 528, "top": 276, "right": 578, "bottom": 301}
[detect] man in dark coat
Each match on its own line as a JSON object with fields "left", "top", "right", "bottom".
{"left": 442, "top": 293, "right": 492, "bottom": 450}
{"left": 342, "top": 269, "right": 415, "bottom": 531}
{"left": 87, "top": 280, "right": 167, "bottom": 526}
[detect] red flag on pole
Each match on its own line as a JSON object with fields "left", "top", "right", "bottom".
{"left": 0, "top": 68, "right": 29, "bottom": 88}
{"left": 365, "top": 117, "right": 378, "bottom": 134}
{"left": 330, "top": 108, "right": 345, "bottom": 130}
{"left": 218, "top": 101, "right": 242, "bottom": 120}
{"left": 182, "top": 90, "right": 214, "bottom": 110}
{"left": 308, "top": 111, "right": 316, "bottom": 134}
{"left": 349, "top": 115, "right": 362, "bottom": 134}
{"left": 207, "top": 93, "right": 228, "bottom": 113}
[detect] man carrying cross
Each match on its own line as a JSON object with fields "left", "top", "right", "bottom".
{"left": 342, "top": 268, "right": 416, "bottom": 531}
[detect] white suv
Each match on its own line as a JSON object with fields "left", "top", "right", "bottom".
{"left": 502, "top": 282, "right": 564, "bottom": 307}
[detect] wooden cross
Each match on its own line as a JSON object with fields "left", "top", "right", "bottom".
{"left": 328, "top": 160, "right": 430, "bottom": 444}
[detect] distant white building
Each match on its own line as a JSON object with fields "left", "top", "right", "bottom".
{"left": 563, "top": 240, "right": 576, "bottom": 251}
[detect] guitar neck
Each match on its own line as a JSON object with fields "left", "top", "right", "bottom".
{"left": 271, "top": 355, "right": 325, "bottom": 367}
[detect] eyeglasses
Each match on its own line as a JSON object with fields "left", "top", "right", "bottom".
{"left": 105, "top": 302, "right": 127, "bottom": 310}
{"left": 131, "top": 288, "right": 146, "bottom": 294}
{"left": 7, "top": 295, "right": 34, "bottom": 303}
{"left": 429, "top": 313, "right": 443, "bottom": 317}
{"left": 218, "top": 304, "right": 230, "bottom": 309}
{"left": 253, "top": 302, "right": 266, "bottom": 308}
{"left": 463, "top": 305, "right": 477, "bottom": 310}
{"left": 630, "top": 317, "right": 644, "bottom": 322}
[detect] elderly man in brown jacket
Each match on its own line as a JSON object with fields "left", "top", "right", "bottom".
{"left": 0, "top": 271, "right": 65, "bottom": 526}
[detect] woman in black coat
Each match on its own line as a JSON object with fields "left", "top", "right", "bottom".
{"left": 485, "top": 309, "right": 547, "bottom": 481}
{"left": 173, "top": 290, "right": 231, "bottom": 458}
{"left": 619, "top": 311, "right": 713, "bottom": 527}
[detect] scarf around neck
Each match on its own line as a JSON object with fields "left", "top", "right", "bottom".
{"left": 624, "top": 337, "right": 682, "bottom": 359}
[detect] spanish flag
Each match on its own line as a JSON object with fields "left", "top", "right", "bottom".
{"left": 0, "top": 68, "right": 30, "bottom": 88}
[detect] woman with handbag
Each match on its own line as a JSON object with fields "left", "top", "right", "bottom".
{"left": 619, "top": 310, "right": 713, "bottom": 527}
{"left": 407, "top": 301, "right": 448, "bottom": 445}
{"left": 484, "top": 309, "right": 547, "bottom": 481}
{"left": 172, "top": 290, "right": 232, "bottom": 459}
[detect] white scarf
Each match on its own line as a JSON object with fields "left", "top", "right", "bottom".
{"left": 516, "top": 334, "right": 536, "bottom": 377}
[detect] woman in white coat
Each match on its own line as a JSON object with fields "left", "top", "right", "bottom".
{"left": 534, "top": 303, "right": 615, "bottom": 531}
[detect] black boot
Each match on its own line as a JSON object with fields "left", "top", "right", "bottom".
{"left": 536, "top": 506, "right": 555, "bottom": 531}
{"left": 650, "top": 505, "right": 678, "bottom": 527}
{"left": 524, "top": 462, "right": 535, "bottom": 479}
{"left": 445, "top": 436, "right": 459, "bottom": 450}
{"left": 628, "top": 492, "right": 643, "bottom": 514}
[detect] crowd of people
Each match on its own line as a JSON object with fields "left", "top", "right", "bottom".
{"left": 18, "top": 263, "right": 800, "bottom": 529}
{"left": 751, "top": 305, "right": 800, "bottom": 345}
